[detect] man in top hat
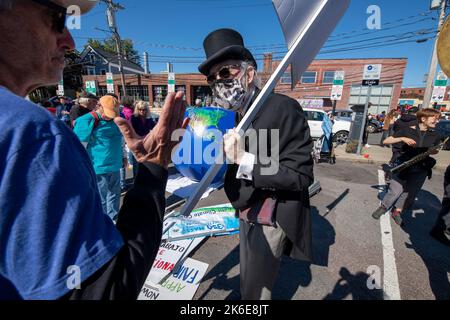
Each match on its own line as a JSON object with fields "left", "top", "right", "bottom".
{"left": 0, "top": 0, "right": 187, "bottom": 299}
{"left": 199, "top": 28, "right": 314, "bottom": 300}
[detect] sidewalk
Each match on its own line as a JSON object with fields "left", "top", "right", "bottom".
{"left": 334, "top": 144, "right": 449, "bottom": 170}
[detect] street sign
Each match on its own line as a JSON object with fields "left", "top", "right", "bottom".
{"left": 432, "top": 71, "right": 448, "bottom": 102}
{"left": 85, "top": 81, "right": 97, "bottom": 96}
{"left": 331, "top": 85, "right": 343, "bottom": 100}
{"left": 432, "top": 85, "right": 446, "bottom": 102}
{"left": 362, "top": 79, "right": 380, "bottom": 86}
{"left": 331, "top": 71, "right": 345, "bottom": 100}
{"left": 57, "top": 80, "right": 64, "bottom": 97}
{"left": 362, "top": 64, "right": 382, "bottom": 86}
{"left": 106, "top": 73, "right": 115, "bottom": 94}
{"left": 168, "top": 73, "right": 175, "bottom": 93}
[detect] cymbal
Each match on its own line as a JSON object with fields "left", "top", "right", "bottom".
{"left": 438, "top": 16, "right": 450, "bottom": 77}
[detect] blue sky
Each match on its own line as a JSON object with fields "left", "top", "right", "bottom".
{"left": 70, "top": 0, "right": 447, "bottom": 87}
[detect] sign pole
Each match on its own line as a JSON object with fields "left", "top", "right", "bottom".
{"left": 357, "top": 84, "right": 372, "bottom": 155}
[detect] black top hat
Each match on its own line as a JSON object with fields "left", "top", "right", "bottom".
{"left": 198, "top": 28, "right": 257, "bottom": 76}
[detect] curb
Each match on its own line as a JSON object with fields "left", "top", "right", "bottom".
{"left": 335, "top": 155, "right": 448, "bottom": 171}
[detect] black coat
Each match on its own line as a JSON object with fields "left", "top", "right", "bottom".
{"left": 224, "top": 92, "right": 314, "bottom": 262}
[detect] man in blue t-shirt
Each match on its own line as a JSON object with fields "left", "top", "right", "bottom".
{"left": 0, "top": 0, "right": 187, "bottom": 300}
{"left": 74, "top": 95, "right": 125, "bottom": 221}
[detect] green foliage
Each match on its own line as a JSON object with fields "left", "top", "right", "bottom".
{"left": 86, "top": 37, "right": 141, "bottom": 65}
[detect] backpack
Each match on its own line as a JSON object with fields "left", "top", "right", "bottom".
{"left": 90, "top": 111, "right": 101, "bottom": 130}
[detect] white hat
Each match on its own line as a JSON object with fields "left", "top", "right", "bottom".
{"left": 52, "top": 0, "right": 98, "bottom": 14}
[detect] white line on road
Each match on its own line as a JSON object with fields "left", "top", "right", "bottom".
{"left": 378, "top": 169, "right": 402, "bottom": 300}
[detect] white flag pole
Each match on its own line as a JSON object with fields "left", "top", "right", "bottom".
{"left": 179, "top": 0, "right": 349, "bottom": 217}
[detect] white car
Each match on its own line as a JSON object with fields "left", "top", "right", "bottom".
{"left": 303, "top": 108, "right": 351, "bottom": 144}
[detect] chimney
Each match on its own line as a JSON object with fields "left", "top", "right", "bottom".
{"left": 263, "top": 53, "right": 273, "bottom": 74}
{"left": 143, "top": 52, "right": 149, "bottom": 74}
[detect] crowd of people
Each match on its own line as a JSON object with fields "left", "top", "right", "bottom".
{"left": 0, "top": 0, "right": 448, "bottom": 301}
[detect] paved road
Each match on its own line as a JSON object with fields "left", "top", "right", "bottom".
{"left": 176, "top": 160, "right": 450, "bottom": 300}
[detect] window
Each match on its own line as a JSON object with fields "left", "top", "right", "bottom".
{"left": 323, "top": 71, "right": 336, "bottom": 84}
{"left": 84, "top": 66, "right": 96, "bottom": 76}
{"left": 118, "top": 85, "right": 150, "bottom": 101}
{"left": 301, "top": 71, "right": 317, "bottom": 84}
{"left": 152, "top": 85, "right": 168, "bottom": 104}
{"left": 280, "top": 72, "right": 292, "bottom": 84}
{"left": 304, "top": 110, "right": 324, "bottom": 121}
{"left": 349, "top": 84, "right": 394, "bottom": 114}
{"left": 97, "top": 86, "right": 108, "bottom": 97}
{"left": 100, "top": 69, "right": 107, "bottom": 75}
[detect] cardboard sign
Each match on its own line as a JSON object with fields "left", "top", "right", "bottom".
{"left": 138, "top": 258, "right": 209, "bottom": 300}
{"left": 144, "top": 237, "right": 205, "bottom": 285}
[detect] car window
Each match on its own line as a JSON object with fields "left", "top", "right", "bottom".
{"left": 312, "top": 112, "right": 324, "bottom": 121}
{"left": 304, "top": 111, "right": 313, "bottom": 121}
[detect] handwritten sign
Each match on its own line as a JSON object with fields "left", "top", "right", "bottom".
{"left": 138, "top": 258, "right": 209, "bottom": 300}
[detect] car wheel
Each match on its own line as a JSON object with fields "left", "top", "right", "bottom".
{"left": 367, "top": 124, "right": 377, "bottom": 134}
{"left": 333, "top": 131, "right": 349, "bottom": 144}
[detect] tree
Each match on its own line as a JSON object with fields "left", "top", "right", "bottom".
{"left": 86, "top": 37, "right": 141, "bottom": 65}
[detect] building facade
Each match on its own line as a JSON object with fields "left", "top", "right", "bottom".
{"left": 82, "top": 55, "right": 407, "bottom": 114}
{"left": 79, "top": 46, "right": 145, "bottom": 76}
{"left": 267, "top": 55, "right": 408, "bottom": 115}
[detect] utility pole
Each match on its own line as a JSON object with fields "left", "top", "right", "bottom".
{"left": 103, "top": 0, "right": 127, "bottom": 99}
{"left": 423, "top": 0, "right": 447, "bottom": 109}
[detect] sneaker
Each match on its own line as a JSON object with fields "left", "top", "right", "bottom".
{"left": 372, "top": 206, "right": 387, "bottom": 220}
{"left": 391, "top": 209, "right": 403, "bottom": 226}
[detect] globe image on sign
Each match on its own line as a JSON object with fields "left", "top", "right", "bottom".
{"left": 173, "top": 107, "right": 235, "bottom": 183}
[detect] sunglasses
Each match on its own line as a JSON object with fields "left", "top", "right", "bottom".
{"left": 32, "top": 0, "right": 67, "bottom": 33}
{"left": 207, "top": 64, "right": 242, "bottom": 84}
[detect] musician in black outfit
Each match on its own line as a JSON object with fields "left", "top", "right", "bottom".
{"left": 372, "top": 108, "right": 442, "bottom": 226}
{"left": 430, "top": 165, "right": 450, "bottom": 245}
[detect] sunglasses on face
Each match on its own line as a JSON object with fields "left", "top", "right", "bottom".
{"left": 207, "top": 64, "right": 242, "bottom": 84}
{"left": 31, "top": 0, "right": 67, "bottom": 33}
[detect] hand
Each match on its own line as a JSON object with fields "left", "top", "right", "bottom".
{"left": 401, "top": 137, "right": 416, "bottom": 147}
{"left": 223, "top": 129, "right": 245, "bottom": 165}
{"left": 114, "top": 91, "right": 189, "bottom": 169}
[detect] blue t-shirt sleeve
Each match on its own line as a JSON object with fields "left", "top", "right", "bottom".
{"left": 0, "top": 131, "right": 124, "bottom": 300}
{"left": 73, "top": 114, "right": 95, "bottom": 143}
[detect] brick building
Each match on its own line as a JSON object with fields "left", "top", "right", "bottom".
{"left": 82, "top": 55, "right": 407, "bottom": 114}
{"left": 266, "top": 54, "right": 408, "bottom": 114}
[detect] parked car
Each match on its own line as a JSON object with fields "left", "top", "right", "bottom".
{"left": 304, "top": 108, "right": 351, "bottom": 144}
{"left": 327, "top": 109, "right": 383, "bottom": 134}
{"left": 437, "top": 120, "right": 450, "bottom": 150}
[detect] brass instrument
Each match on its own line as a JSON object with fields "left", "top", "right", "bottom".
{"left": 388, "top": 138, "right": 449, "bottom": 176}
{"left": 438, "top": 15, "right": 450, "bottom": 77}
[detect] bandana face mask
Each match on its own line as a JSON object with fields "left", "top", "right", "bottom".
{"left": 211, "top": 78, "right": 247, "bottom": 111}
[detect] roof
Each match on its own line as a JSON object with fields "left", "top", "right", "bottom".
{"left": 80, "top": 46, "right": 145, "bottom": 74}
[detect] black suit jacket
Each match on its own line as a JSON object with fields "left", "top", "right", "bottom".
{"left": 224, "top": 91, "right": 314, "bottom": 261}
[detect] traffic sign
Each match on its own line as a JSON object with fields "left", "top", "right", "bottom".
{"left": 432, "top": 85, "right": 446, "bottom": 102}
{"left": 106, "top": 73, "right": 115, "bottom": 94}
{"left": 168, "top": 73, "right": 175, "bottom": 93}
{"left": 362, "top": 64, "right": 382, "bottom": 85}
{"left": 57, "top": 80, "right": 64, "bottom": 97}
{"left": 331, "top": 85, "right": 343, "bottom": 100}
{"left": 362, "top": 79, "right": 380, "bottom": 86}
{"left": 331, "top": 71, "right": 345, "bottom": 100}
{"left": 85, "top": 81, "right": 97, "bottom": 96}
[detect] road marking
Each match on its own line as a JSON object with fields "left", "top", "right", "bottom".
{"left": 378, "top": 169, "right": 402, "bottom": 300}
